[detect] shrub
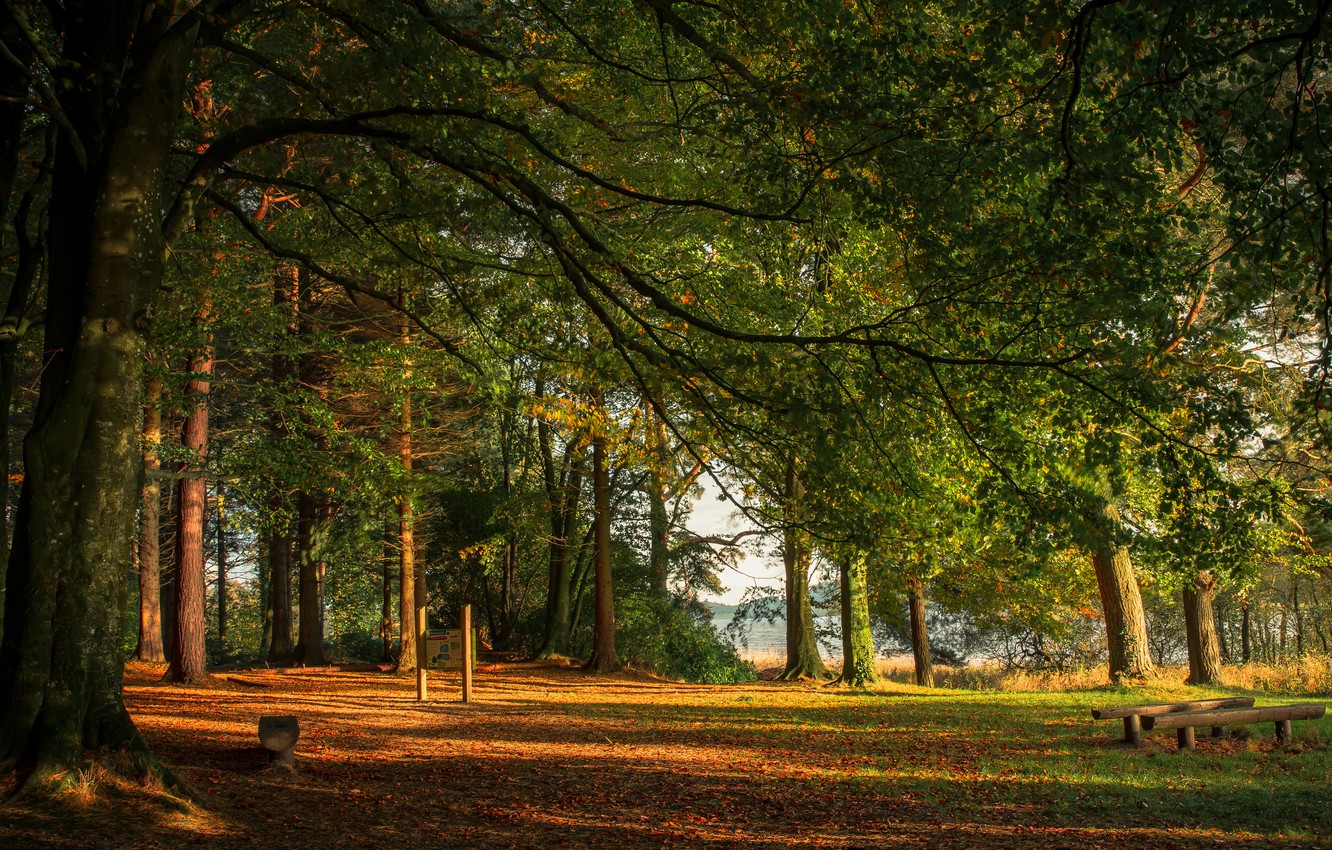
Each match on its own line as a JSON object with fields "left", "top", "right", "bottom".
{"left": 616, "top": 594, "right": 757, "bottom": 684}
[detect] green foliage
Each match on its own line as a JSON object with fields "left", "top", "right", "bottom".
{"left": 616, "top": 595, "right": 756, "bottom": 684}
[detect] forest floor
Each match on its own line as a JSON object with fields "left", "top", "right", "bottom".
{"left": 2, "top": 660, "right": 1330, "bottom": 849}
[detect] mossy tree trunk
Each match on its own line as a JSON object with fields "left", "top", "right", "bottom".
{"left": 0, "top": 1, "right": 198, "bottom": 787}
{"left": 584, "top": 428, "right": 620, "bottom": 673}
{"left": 776, "top": 460, "right": 828, "bottom": 681}
{"left": 1088, "top": 504, "right": 1155, "bottom": 681}
{"left": 0, "top": 13, "right": 37, "bottom": 627}
{"left": 292, "top": 492, "right": 329, "bottom": 666}
{"left": 908, "top": 576, "right": 934, "bottom": 687}
{"left": 836, "top": 556, "right": 876, "bottom": 687}
{"left": 1183, "top": 570, "right": 1224, "bottom": 686}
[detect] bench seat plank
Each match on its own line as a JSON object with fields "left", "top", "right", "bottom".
{"left": 1091, "top": 697, "right": 1253, "bottom": 720}
{"left": 1141, "top": 703, "right": 1324, "bottom": 730}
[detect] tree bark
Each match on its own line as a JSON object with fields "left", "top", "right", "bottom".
{"left": 908, "top": 575, "right": 934, "bottom": 688}
{"left": 1183, "top": 570, "right": 1224, "bottom": 685}
{"left": 396, "top": 387, "right": 418, "bottom": 671}
{"left": 0, "top": 2, "right": 200, "bottom": 786}
{"left": 167, "top": 316, "right": 213, "bottom": 685}
{"left": 776, "top": 460, "right": 828, "bottom": 681}
{"left": 584, "top": 428, "right": 619, "bottom": 673}
{"left": 266, "top": 511, "right": 294, "bottom": 662}
{"left": 135, "top": 377, "right": 165, "bottom": 662}
{"left": 291, "top": 492, "right": 328, "bottom": 666}
{"left": 836, "top": 556, "right": 877, "bottom": 686}
{"left": 1088, "top": 504, "right": 1155, "bottom": 681}
{"left": 159, "top": 488, "right": 176, "bottom": 660}
{"left": 258, "top": 542, "right": 273, "bottom": 660}
{"left": 215, "top": 486, "right": 227, "bottom": 655}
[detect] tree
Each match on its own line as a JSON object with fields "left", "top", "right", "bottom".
{"left": 0, "top": 0, "right": 202, "bottom": 786}
{"left": 584, "top": 407, "right": 620, "bottom": 673}
{"left": 167, "top": 306, "right": 214, "bottom": 684}
{"left": 836, "top": 553, "right": 877, "bottom": 687}
{"left": 135, "top": 376, "right": 166, "bottom": 663}
{"left": 775, "top": 460, "right": 829, "bottom": 681}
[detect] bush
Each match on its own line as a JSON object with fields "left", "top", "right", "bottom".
{"left": 617, "top": 594, "right": 757, "bottom": 684}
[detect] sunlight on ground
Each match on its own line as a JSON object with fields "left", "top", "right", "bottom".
{"left": 2, "top": 662, "right": 1327, "bottom": 849}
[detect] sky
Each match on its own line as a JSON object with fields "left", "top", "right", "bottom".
{"left": 686, "top": 476, "right": 785, "bottom": 606}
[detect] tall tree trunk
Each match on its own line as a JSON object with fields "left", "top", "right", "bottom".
{"left": 584, "top": 428, "right": 619, "bottom": 673}
{"left": 291, "top": 266, "right": 328, "bottom": 667}
{"left": 396, "top": 387, "right": 418, "bottom": 671}
{"left": 215, "top": 486, "right": 227, "bottom": 655}
{"left": 159, "top": 487, "right": 176, "bottom": 660}
{"left": 265, "top": 265, "right": 298, "bottom": 663}
{"left": 266, "top": 511, "right": 294, "bottom": 662}
{"left": 836, "top": 556, "right": 877, "bottom": 687}
{"left": 0, "top": 15, "right": 38, "bottom": 629}
{"left": 0, "top": 3, "right": 199, "bottom": 786}
{"left": 776, "top": 460, "right": 828, "bottom": 681}
{"left": 908, "top": 575, "right": 934, "bottom": 688}
{"left": 397, "top": 523, "right": 416, "bottom": 669}
{"left": 257, "top": 542, "right": 273, "bottom": 660}
{"left": 1088, "top": 503, "right": 1155, "bottom": 681}
{"left": 167, "top": 316, "right": 213, "bottom": 684}
{"left": 1183, "top": 570, "right": 1223, "bottom": 685}
{"left": 292, "top": 492, "right": 328, "bottom": 666}
{"left": 135, "top": 377, "right": 165, "bottom": 662}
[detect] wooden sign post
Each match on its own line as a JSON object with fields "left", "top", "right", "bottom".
{"left": 460, "top": 604, "right": 473, "bottom": 703}
{"left": 415, "top": 567, "right": 428, "bottom": 701}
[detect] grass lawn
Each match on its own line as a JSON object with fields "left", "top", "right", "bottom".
{"left": 2, "top": 661, "right": 1328, "bottom": 848}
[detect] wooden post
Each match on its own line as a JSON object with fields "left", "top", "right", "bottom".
{"left": 461, "top": 603, "right": 473, "bottom": 704}
{"left": 415, "top": 564, "right": 428, "bottom": 701}
{"left": 1123, "top": 715, "right": 1141, "bottom": 746}
{"left": 1177, "top": 727, "right": 1196, "bottom": 750}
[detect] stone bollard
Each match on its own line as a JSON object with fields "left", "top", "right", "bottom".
{"left": 258, "top": 715, "right": 300, "bottom": 766}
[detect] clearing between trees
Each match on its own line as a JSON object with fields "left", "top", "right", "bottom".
{"left": 2, "top": 663, "right": 1328, "bottom": 849}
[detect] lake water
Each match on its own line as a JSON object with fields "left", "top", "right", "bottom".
{"left": 711, "top": 613, "right": 842, "bottom": 662}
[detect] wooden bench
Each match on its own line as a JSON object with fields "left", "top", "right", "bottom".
{"left": 1142, "top": 703, "right": 1326, "bottom": 750}
{"left": 1091, "top": 697, "right": 1254, "bottom": 745}
{"left": 258, "top": 715, "right": 300, "bottom": 766}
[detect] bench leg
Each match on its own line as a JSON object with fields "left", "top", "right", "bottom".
{"left": 1177, "top": 727, "right": 1196, "bottom": 750}
{"left": 1210, "top": 726, "right": 1226, "bottom": 739}
{"left": 1276, "top": 719, "right": 1292, "bottom": 745}
{"left": 1123, "top": 715, "right": 1141, "bottom": 746}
